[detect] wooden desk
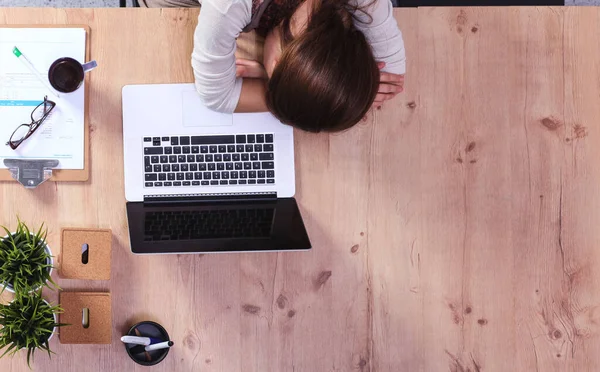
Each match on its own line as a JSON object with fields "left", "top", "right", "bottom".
{"left": 0, "top": 7, "right": 599, "bottom": 372}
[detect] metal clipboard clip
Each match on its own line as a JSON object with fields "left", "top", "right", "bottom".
{"left": 3, "top": 159, "right": 59, "bottom": 189}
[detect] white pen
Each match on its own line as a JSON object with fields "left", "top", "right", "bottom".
{"left": 145, "top": 341, "right": 174, "bottom": 352}
{"left": 120, "top": 335, "right": 163, "bottom": 346}
{"left": 12, "top": 46, "right": 60, "bottom": 98}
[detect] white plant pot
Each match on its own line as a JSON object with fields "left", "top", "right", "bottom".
{"left": 43, "top": 299, "right": 58, "bottom": 343}
{"left": 0, "top": 298, "right": 58, "bottom": 357}
{"left": 0, "top": 233, "right": 53, "bottom": 293}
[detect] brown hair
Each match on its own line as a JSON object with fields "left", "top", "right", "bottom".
{"left": 265, "top": 0, "right": 379, "bottom": 133}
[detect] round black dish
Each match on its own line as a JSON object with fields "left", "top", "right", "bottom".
{"left": 48, "top": 57, "right": 84, "bottom": 93}
{"left": 125, "top": 321, "right": 171, "bottom": 366}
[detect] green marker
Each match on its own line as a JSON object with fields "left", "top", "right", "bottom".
{"left": 13, "top": 46, "right": 60, "bottom": 98}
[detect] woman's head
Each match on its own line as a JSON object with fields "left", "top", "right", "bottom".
{"left": 263, "top": 0, "right": 379, "bottom": 133}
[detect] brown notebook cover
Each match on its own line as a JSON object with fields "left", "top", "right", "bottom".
{"left": 60, "top": 228, "right": 112, "bottom": 280}
{"left": 59, "top": 292, "right": 112, "bottom": 344}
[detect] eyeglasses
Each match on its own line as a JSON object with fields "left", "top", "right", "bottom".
{"left": 6, "top": 96, "right": 56, "bottom": 150}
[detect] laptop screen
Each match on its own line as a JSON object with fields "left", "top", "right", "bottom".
{"left": 126, "top": 198, "right": 311, "bottom": 254}
{"left": 143, "top": 206, "right": 275, "bottom": 241}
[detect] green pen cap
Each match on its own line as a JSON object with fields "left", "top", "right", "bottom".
{"left": 13, "top": 47, "right": 22, "bottom": 57}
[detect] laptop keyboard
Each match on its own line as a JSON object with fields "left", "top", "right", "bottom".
{"left": 142, "top": 134, "right": 275, "bottom": 188}
{"left": 144, "top": 208, "right": 274, "bottom": 241}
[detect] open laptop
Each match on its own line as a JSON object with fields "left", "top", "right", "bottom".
{"left": 122, "top": 84, "right": 311, "bottom": 254}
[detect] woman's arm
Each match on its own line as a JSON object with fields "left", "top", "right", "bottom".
{"left": 235, "top": 78, "right": 268, "bottom": 112}
{"left": 352, "top": 0, "right": 406, "bottom": 75}
{"left": 192, "top": 0, "right": 258, "bottom": 113}
{"left": 234, "top": 59, "right": 269, "bottom": 112}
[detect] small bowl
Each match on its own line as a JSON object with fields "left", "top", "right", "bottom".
{"left": 44, "top": 299, "right": 58, "bottom": 343}
{"left": 125, "top": 321, "right": 171, "bottom": 366}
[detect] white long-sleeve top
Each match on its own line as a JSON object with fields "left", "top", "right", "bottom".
{"left": 192, "top": 0, "right": 406, "bottom": 113}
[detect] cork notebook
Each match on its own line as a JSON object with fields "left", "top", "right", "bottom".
{"left": 60, "top": 292, "right": 112, "bottom": 344}
{"left": 60, "top": 228, "right": 112, "bottom": 280}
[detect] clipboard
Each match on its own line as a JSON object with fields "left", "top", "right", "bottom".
{"left": 0, "top": 25, "right": 91, "bottom": 183}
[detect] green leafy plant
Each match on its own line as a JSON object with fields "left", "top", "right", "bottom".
{"left": 0, "top": 289, "right": 64, "bottom": 368}
{"left": 0, "top": 220, "right": 56, "bottom": 293}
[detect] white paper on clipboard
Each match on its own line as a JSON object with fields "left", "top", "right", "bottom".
{"left": 0, "top": 28, "right": 86, "bottom": 170}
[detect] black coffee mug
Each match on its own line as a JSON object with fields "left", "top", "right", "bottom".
{"left": 48, "top": 57, "right": 97, "bottom": 93}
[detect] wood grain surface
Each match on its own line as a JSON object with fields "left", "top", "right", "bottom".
{"left": 0, "top": 6, "right": 599, "bottom": 372}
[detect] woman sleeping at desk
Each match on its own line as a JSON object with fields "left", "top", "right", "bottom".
{"left": 141, "top": 0, "right": 406, "bottom": 132}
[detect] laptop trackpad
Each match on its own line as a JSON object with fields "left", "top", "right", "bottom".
{"left": 182, "top": 91, "right": 233, "bottom": 127}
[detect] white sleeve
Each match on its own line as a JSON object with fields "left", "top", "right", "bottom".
{"left": 352, "top": 0, "right": 406, "bottom": 75}
{"left": 191, "top": 0, "right": 252, "bottom": 113}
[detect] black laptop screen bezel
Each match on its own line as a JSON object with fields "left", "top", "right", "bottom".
{"left": 126, "top": 197, "right": 311, "bottom": 254}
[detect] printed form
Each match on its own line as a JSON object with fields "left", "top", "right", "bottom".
{"left": 0, "top": 28, "right": 86, "bottom": 169}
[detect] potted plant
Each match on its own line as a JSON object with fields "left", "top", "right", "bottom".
{"left": 0, "top": 289, "right": 64, "bottom": 367}
{"left": 0, "top": 220, "right": 56, "bottom": 294}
